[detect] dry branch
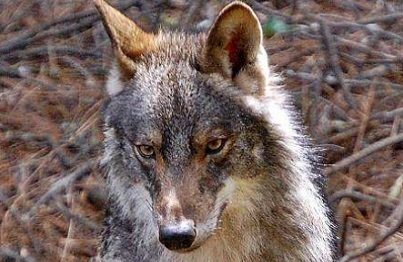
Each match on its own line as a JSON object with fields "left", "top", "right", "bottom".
{"left": 340, "top": 199, "right": 403, "bottom": 261}
{"left": 326, "top": 133, "right": 403, "bottom": 175}
{"left": 0, "top": 0, "right": 141, "bottom": 55}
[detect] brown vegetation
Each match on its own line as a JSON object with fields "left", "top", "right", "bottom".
{"left": 0, "top": 0, "right": 402, "bottom": 261}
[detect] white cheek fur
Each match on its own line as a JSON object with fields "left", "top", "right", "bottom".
{"left": 106, "top": 62, "right": 124, "bottom": 96}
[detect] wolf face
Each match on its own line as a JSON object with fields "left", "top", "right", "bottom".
{"left": 103, "top": 67, "right": 282, "bottom": 251}
{"left": 96, "top": 0, "right": 334, "bottom": 261}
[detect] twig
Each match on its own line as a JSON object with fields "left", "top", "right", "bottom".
{"left": 243, "top": 0, "right": 294, "bottom": 21}
{"left": 0, "top": 66, "right": 57, "bottom": 90}
{"left": 0, "top": 0, "right": 141, "bottom": 55}
{"left": 0, "top": 11, "right": 97, "bottom": 55}
{"left": 4, "top": 131, "right": 75, "bottom": 169}
{"left": 27, "top": 160, "right": 96, "bottom": 217}
{"left": 60, "top": 186, "right": 74, "bottom": 262}
{"left": 339, "top": 199, "right": 403, "bottom": 261}
{"left": 335, "top": 36, "right": 397, "bottom": 59}
{"left": 340, "top": 52, "right": 403, "bottom": 65}
{"left": 54, "top": 197, "right": 99, "bottom": 231}
{"left": 0, "top": 66, "right": 20, "bottom": 78}
{"left": 344, "top": 79, "right": 403, "bottom": 90}
{"left": 325, "top": 133, "right": 403, "bottom": 175}
{"left": 371, "top": 108, "right": 403, "bottom": 122}
{"left": 353, "top": 84, "right": 375, "bottom": 152}
{"left": 357, "top": 12, "right": 403, "bottom": 24}
{"left": 1, "top": 46, "right": 102, "bottom": 61}
{"left": 286, "top": 70, "right": 403, "bottom": 90}
{"left": 0, "top": 191, "right": 44, "bottom": 257}
{"left": 329, "top": 189, "right": 398, "bottom": 209}
{"left": 319, "top": 20, "right": 357, "bottom": 109}
{"left": 20, "top": 16, "right": 100, "bottom": 48}
{"left": 182, "top": 0, "right": 204, "bottom": 29}
{"left": 329, "top": 21, "right": 403, "bottom": 42}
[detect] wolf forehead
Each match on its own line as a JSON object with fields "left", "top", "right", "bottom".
{"left": 103, "top": 33, "right": 253, "bottom": 138}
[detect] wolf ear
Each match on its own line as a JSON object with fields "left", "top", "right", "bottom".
{"left": 202, "top": 2, "right": 268, "bottom": 95}
{"left": 94, "top": 0, "right": 156, "bottom": 88}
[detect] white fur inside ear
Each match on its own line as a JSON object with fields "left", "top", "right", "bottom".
{"left": 234, "top": 44, "right": 277, "bottom": 95}
{"left": 106, "top": 63, "right": 124, "bottom": 96}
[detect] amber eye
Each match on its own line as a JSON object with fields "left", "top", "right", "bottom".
{"left": 136, "top": 145, "right": 155, "bottom": 158}
{"left": 206, "top": 139, "right": 226, "bottom": 155}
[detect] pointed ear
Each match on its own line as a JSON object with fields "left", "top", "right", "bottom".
{"left": 94, "top": 0, "right": 156, "bottom": 79}
{"left": 202, "top": 2, "right": 268, "bottom": 95}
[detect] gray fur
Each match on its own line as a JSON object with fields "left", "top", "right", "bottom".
{"left": 98, "top": 4, "right": 336, "bottom": 262}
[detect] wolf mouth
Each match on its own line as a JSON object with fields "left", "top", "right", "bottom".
{"left": 173, "top": 243, "right": 202, "bottom": 253}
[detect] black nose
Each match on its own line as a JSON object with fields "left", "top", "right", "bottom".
{"left": 159, "top": 224, "right": 196, "bottom": 250}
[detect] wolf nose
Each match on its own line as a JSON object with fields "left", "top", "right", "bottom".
{"left": 159, "top": 223, "right": 196, "bottom": 251}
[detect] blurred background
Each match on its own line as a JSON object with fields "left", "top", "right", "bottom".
{"left": 0, "top": 0, "right": 402, "bottom": 261}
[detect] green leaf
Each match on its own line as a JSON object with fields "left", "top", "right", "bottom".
{"left": 263, "top": 17, "right": 290, "bottom": 38}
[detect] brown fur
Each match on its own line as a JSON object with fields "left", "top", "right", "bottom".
{"left": 94, "top": 0, "right": 156, "bottom": 78}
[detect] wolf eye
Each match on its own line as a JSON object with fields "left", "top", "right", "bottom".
{"left": 206, "top": 139, "right": 226, "bottom": 155}
{"left": 136, "top": 145, "right": 155, "bottom": 158}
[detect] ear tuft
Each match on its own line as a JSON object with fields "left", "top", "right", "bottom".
{"left": 203, "top": 1, "right": 263, "bottom": 78}
{"left": 94, "top": 0, "right": 156, "bottom": 78}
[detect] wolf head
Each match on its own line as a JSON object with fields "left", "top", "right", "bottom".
{"left": 96, "top": 0, "right": 326, "bottom": 255}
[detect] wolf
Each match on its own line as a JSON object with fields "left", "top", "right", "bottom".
{"left": 95, "top": 0, "right": 335, "bottom": 261}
